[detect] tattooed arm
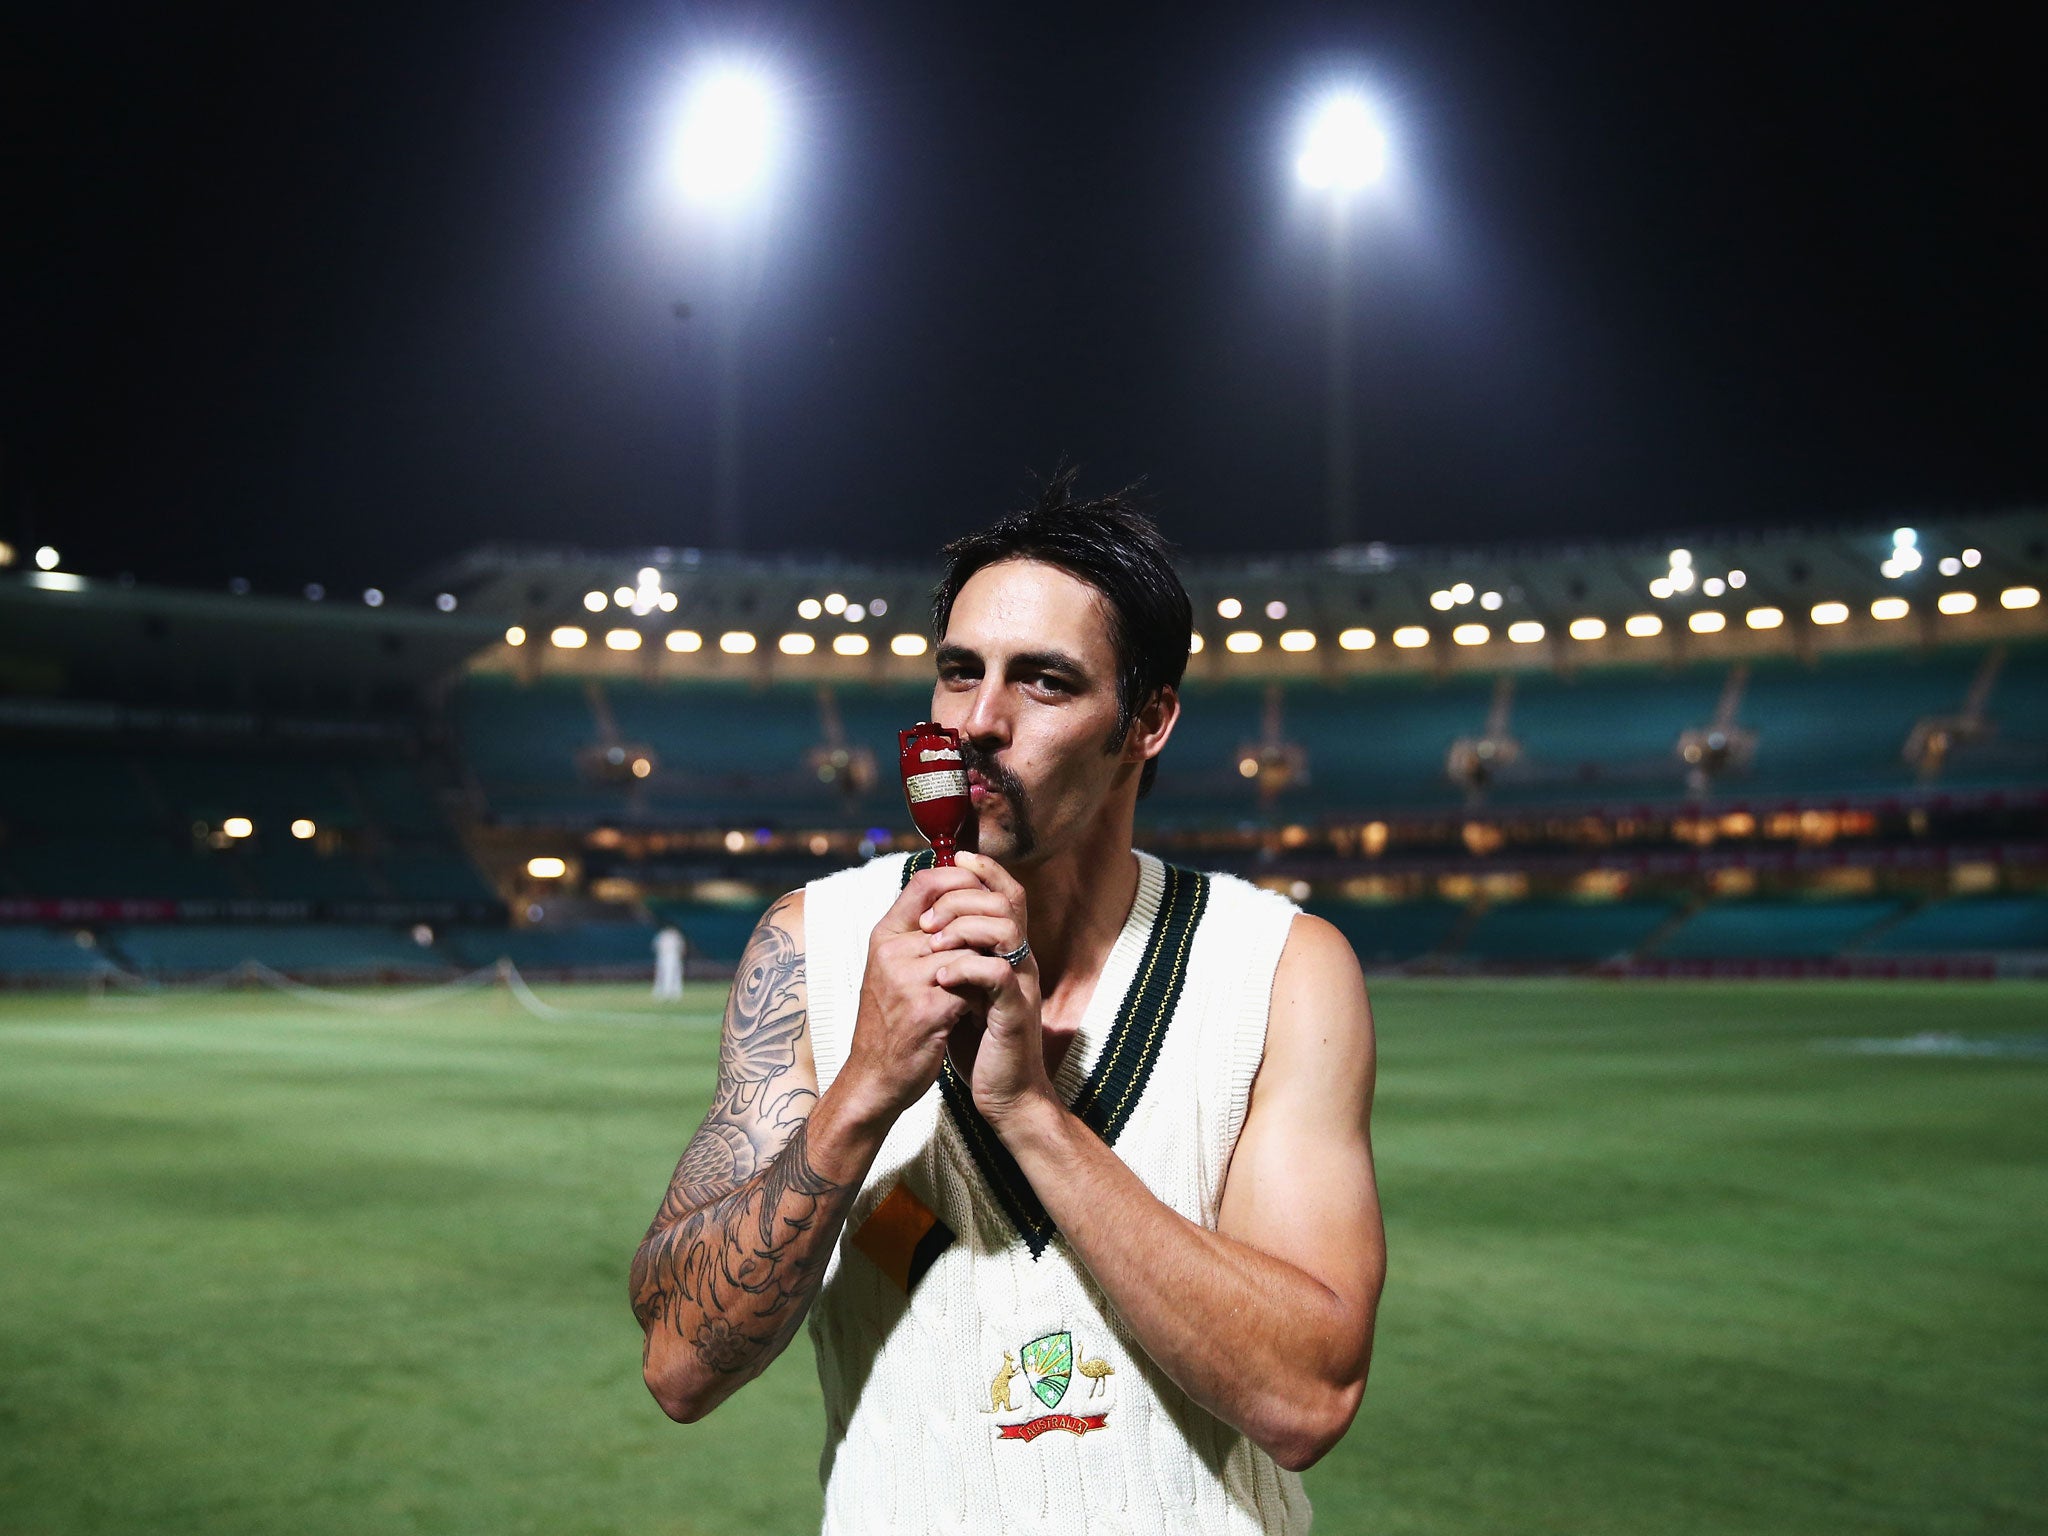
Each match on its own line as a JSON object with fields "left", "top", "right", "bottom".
{"left": 631, "top": 892, "right": 845, "bottom": 1421}
{"left": 632, "top": 872, "right": 995, "bottom": 1423}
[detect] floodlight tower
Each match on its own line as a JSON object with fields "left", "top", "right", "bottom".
{"left": 1295, "top": 89, "right": 1387, "bottom": 547}
{"left": 667, "top": 63, "right": 786, "bottom": 549}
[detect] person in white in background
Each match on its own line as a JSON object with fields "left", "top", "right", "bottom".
{"left": 653, "top": 925, "right": 685, "bottom": 1001}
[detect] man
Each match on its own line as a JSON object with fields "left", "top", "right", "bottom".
{"left": 631, "top": 476, "right": 1385, "bottom": 1533}
{"left": 652, "top": 924, "right": 685, "bottom": 1002}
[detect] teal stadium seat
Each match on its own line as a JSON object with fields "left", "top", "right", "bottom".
{"left": 1304, "top": 900, "right": 1466, "bottom": 965}
{"left": 1461, "top": 899, "right": 1679, "bottom": 963}
{"left": 0, "top": 928, "right": 117, "bottom": 978}
{"left": 1864, "top": 896, "right": 2048, "bottom": 953}
{"left": 110, "top": 924, "right": 443, "bottom": 976}
{"left": 645, "top": 901, "right": 768, "bottom": 965}
{"left": 1733, "top": 651, "right": 1978, "bottom": 797}
{"left": 1651, "top": 899, "right": 1903, "bottom": 960}
{"left": 446, "top": 922, "right": 655, "bottom": 971}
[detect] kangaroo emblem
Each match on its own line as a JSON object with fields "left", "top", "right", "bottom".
{"left": 986, "top": 1350, "right": 1020, "bottom": 1413}
{"left": 1076, "top": 1343, "right": 1115, "bottom": 1398}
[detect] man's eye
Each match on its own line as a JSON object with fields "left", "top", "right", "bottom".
{"left": 1031, "top": 674, "right": 1070, "bottom": 694}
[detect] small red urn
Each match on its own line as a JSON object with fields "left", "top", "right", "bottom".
{"left": 899, "top": 721, "right": 970, "bottom": 866}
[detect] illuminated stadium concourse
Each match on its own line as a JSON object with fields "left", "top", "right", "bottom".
{"left": 4, "top": 507, "right": 2044, "bottom": 983}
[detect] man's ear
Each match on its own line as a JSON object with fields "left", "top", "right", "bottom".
{"left": 1123, "top": 685, "right": 1179, "bottom": 769}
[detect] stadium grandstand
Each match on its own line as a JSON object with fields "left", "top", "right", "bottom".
{"left": 3, "top": 508, "right": 2045, "bottom": 986}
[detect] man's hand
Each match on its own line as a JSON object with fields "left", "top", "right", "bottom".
{"left": 838, "top": 865, "right": 999, "bottom": 1126}
{"left": 919, "top": 850, "right": 1051, "bottom": 1124}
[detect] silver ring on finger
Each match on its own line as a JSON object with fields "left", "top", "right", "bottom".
{"left": 998, "top": 938, "right": 1031, "bottom": 969}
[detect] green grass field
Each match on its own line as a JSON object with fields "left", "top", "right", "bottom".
{"left": 2, "top": 977, "right": 2043, "bottom": 1535}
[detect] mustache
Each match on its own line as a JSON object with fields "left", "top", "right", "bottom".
{"left": 960, "top": 743, "right": 1025, "bottom": 800}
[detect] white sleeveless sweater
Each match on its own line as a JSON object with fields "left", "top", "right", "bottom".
{"left": 803, "top": 850, "right": 1311, "bottom": 1535}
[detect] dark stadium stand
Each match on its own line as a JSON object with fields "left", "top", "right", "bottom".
{"left": 5, "top": 516, "right": 2045, "bottom": 984}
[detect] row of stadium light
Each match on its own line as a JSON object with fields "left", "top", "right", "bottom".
{"left": 509, "top": 586, "right": 2042, "bottom": 659}
{"left": 1195, "top": 587, "right": 2041, "bottom": 651}
{"left": 203, "top": 817, "right": 320, "bottom": 840}
{"left": 795, "top": 592, "right": 891, "bottom": 621}
{"left": 1880, "top": 528, "right": 1985, "bottom": 581}
{"left": 507, "top": 625, "right": 933, "bottom": 656}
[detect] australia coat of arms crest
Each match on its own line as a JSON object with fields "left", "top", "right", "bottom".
{"left": 984, "top": 1330, "right": 1116, "bottom": 1442}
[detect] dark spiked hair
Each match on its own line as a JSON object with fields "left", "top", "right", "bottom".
{"left": 931, "top": 467, "right": 1192, "bottom": 797}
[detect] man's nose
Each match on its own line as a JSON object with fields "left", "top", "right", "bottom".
{"left": 959, "top": 678, "right": 1011, "bottom": 746}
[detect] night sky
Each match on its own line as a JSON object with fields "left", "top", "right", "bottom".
{"left": 5, "top": 3, "right": 2043, "bottom": 593}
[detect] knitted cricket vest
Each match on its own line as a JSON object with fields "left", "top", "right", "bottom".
{"left": 802, "top": 850, "right": 1311, "bottom": 1536}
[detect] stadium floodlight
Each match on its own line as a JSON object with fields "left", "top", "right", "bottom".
{"left": 1279, "top": 629, "right": 1316, "bottom": 652}
{"left": 363, "top": 589, "right": 384, "bottom": 607}
{"left": 550, "top": 626, "right": 589, "bottom": 649}
{"left": 505, "top": 626, "right": 527, "bottom": 647}
{"left": 1450, "top": 582, "right": 1474, "bottom": 605}
{"left": 605, "top": 629, "right": 643, "bottom": 650}
{"left": 2002, "top": 585, "right": 2041, "bottom": 610}
{"left": 1938, "top": 557, "right": 1962, "bottom": 577}
{"left": 1452, "top": 623, "right": 1489, "bottom": 646}
{"left": 823, "top": 592, "right": 847, "bottom": 614}
{"left": 631, "top": 758, "right": 653, "bottom": 779}
{"left": 435, "top": 593, "right": 457, "bottom": 612}
{"left": 1392, "top": 625, "right": 1430, "bottom": 649}
{"left": 1936, "top": 592, "right": 1977, "bottom": 615}
{"left": 290, "top": 819, "right": 316, "bottom": 840}
{"left": 1962, "top": 548, "right": 1982, "bottom": 567}
{"left": 34, "top": 544, "right": 59, "bottom": 570}
{"left": 719, "top": 630, "right": 758, "bottom": 654}
{"left": 1479, "top": 591, "right": 1502, "bottom": 611}
{"left": 1810, "top": 601, "right": 1850, "bottom": 625}
{"left": 1870, "top": 597, "right": 1910, "bottom": 621}
{"left": 1188, "top": 632, "right": 1205, "bottom": 654}
{"left": 669, "top": 64, "right": 785, "bottom": 206}
{"left": 1266, "top": 600, "right": 1289, "bottom": 620}
{"left": 1668, "top": 549, "right": 1691, "bottom": 569}
{"left": 1238, "top": 757, "right": 1260, "bottom": 779}
{"left": 1702, "top": 577, "right": 1725, "bottom": 597}
{"left": 1225, "top": 631, "right": 1263, "bottom": 653}
{"left": 869, "top": 597, "right": 889, "bottom": 616}
{"left": 1295, "top": 90, "right": 1388, "bottom": 192}
{"left": 584, "top": 591, "right": 607, "bottom": 613}
{"left": 614, "top": 586, "right": 634, "bottom": 607}
{"left": 1688, "top": 611, "right": 1727, "bottom": 633}
{"left": 666, "top": 629, "right": 704, "bottom": 652}
{"left": 723, "top": 830, "right": 749, "bottom": 853}
{"left": 658, "top": 592, "right": 679, "bottom": 612}
{"left": 526, "top": 856, "right": 568, "bottom": 879}
{"left": 223, "top": 817, "right": 254, "bottom": 839}
{"left": 798, "top": 597, "right": 823, "bottom": 619}
{"left": 1429, "top": 589, "right": 1455, "bottom": 611}
{"left": 1624, "top": 614, "right": 1662, "bottom": 637}
{"left": 1568, "top": 617, "right": 1607, "bottom": 641}
{"left": 890, "top": 634, "right": 928, "bottom": 657}
{"left": 1507, "top": 621, "right": 1545, "bottom": 644}
{"left": 846, "top": 603, "right": 865, "bottom": 622}
{"left": 1648, "top": 577, "right": 1673, "bottom": 600}
{"left": 778, "top": 632, "right": 816, "bottom": 655}
{"left": 1217, "top": 597, "right": 1243, "bottom": 619}
{"left": 1746, "top": 606, "right": 1785, "bottom": 630}
{"left": 833, "top": 634, "right": 869, "bottom": 656}
{"left": 0, "top": 541, "right": 14, "bottom": 567}
{"left": 1893, "top": 527, "right": 1917, "bottom": 549}
{"left": 1727, "top": 569, "right": 1747, "bottom": 588}
{"left": 1338, "top": 627, "right": 1376, "bottom": 650}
